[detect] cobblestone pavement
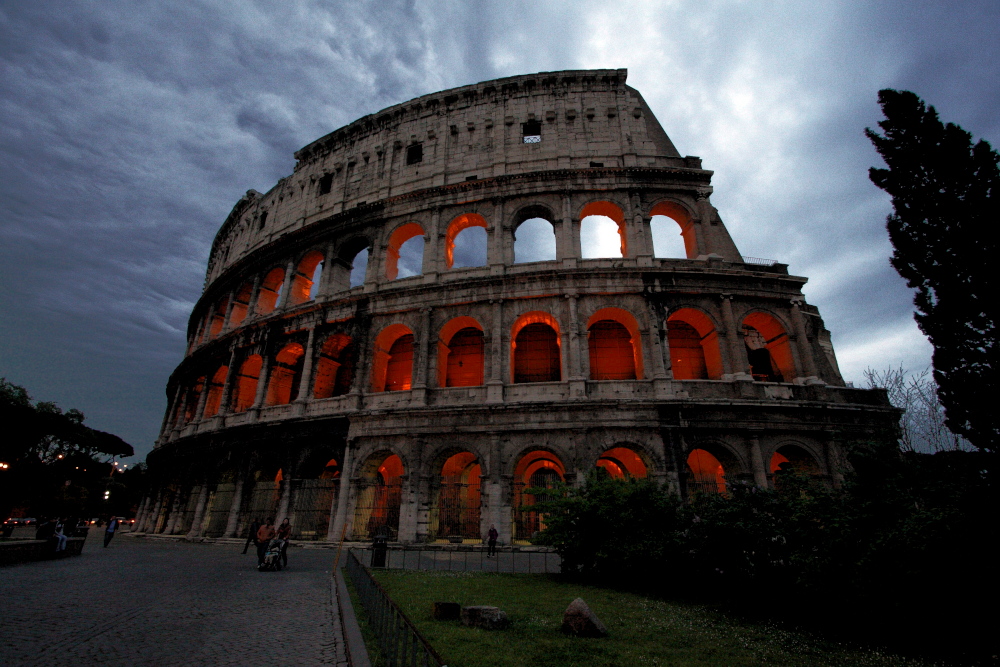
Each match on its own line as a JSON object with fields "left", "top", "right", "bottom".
{"left": 0, "top": 536, "right": 347, "bottom": 666}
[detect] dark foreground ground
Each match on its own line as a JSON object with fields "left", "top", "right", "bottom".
{"left": 0, "top": 536, "right": 344, "bottom": 666}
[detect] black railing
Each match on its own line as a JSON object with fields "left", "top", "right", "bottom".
{"left": 350, "top": 545, "right": 561, "bottom": 574}
{"left": 345, "top": 550, "right": 445, "bottom": 667}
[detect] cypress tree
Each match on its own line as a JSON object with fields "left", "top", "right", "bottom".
{"left": 866, "top": 89, "right": 998, "bottom": 453}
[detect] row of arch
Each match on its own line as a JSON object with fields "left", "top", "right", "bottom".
{"left": 352, "top": 441, "right": 823, "bottom": 541}
{"left": 173, "top": 306, "right": 798, "bottom": 428}
{"left": 192, "top": 198, "right": 704, "bottom": 350}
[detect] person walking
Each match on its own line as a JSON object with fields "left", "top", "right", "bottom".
{"left": 104, "top": 516, "right": 119, "bottom": 547}
{"left": 255, "top": 517, "right": 275, "bottom": 566}
{"left": 487, "top": 524, "right": 499, "bottom": 558}
{"left": 276, "top": 518, "right": 291, "bottom": 568}
{"left": 243, "top": 517, "right": 262, "bottom": 555}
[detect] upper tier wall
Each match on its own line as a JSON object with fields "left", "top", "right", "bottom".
{"left": 205, "top": 69, "right": 692, "bottom": 285}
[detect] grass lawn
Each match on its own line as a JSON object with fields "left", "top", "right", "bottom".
{"left": 363, "top": 570, "right": 931, "bottom": 667}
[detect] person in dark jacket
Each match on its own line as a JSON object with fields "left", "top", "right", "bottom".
{"left": 276, "top": 518, "right": 291, "bottom": 568}
{"left": 104, "top": 517, "right": 119, "bottom": 547}
{"left": 487, "top": 524, "right": 499, "bottom": 557}
{"left": 243, "top": 518, "right": 262, "bottom": 555}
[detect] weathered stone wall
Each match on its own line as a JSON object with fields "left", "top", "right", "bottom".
{"left": 142, "top": 69, "right": 897, "bottom": 544}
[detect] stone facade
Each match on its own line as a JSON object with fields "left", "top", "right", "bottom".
{"left": 140, "top": 69, "right": 896, "bottom": 544}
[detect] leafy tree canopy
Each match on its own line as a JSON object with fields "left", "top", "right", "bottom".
{"left": 0, "top": 377, "right": 134, "bottom": 463}
{"left": 866, "top": 90, "right": 998, "bottom": 453}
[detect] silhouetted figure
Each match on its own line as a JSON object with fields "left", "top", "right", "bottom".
{"left": 104, "top": 517, "right": 119, "bottom": 547}
{"left": 487, "top": 524, "right": 499, "bottom": 557}
{"left": 54, "top": 519, "right": 68, "bottom": 552}
{"left": 243, "top": 518, "right": 262, "bottom": 555}
{"left": 276, "top": 518, "right": 291, "bottom": 567}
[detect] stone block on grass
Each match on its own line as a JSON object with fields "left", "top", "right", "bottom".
{"left": 433, "top": 601, "right": 461, "bottom": 620}
{"left": 561, "top": 597, "right": 607, "bottom": 637}
{"left": 461, "top": 605, "right": 509, "bottom": 630}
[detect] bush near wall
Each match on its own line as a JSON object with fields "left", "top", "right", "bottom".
{"left": 533, "top": 445, "right": 995, "bottom": 662}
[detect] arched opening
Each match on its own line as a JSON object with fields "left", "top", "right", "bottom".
{"left": 579, "top": 201, "right": 627, "bottom": 259}
{"left": 288, "top": 250, "right": 325, "bottom": 305}
{"left": 587, "top": 307, "right": 643, "bottom": 380}
{"left": 742, "top": 312, "right": 796, "bottom": 382}
{"left": 202, "top": 365, "right": 228, "bottom": 418}
{"left": 385, "top": 223, "right": 425, "bottom": 280}
{"left": 667, "top": 308, "right": 724, "bottom": 380}
{"left": 371, "top": 324, "right": 415, "bottom": 392}
{"left": 349, "top": 248, "right": 369, "bottom": 287}
{"left": 319, "top": 458, "right": 340, "bottom": 480}
{"left": 770, "top": 444, "right": 822, "bottom": 479}
{"left": 352, "top": 452, "right": 404, "bottom": 540}
{"left": 514, "top": 218, "right": 556, "bottom": 263}
{"left": 686, "top": 448, "right": 727, "bottom": 495}
{"left": 445, "top": 213, "right": 488, "bottom": 269}
{"left": 437, "top": 317, "right": 485, "bottom": 388}
{"left": 231, "top": 354, "right": 263, "bottom": 412}
{"left": 313, "top": 334, "right": 355, "bottom": 399}
{"left": 255, "top": 267, "right": 286, "bottom": 315}
{"left": 431, "top": 451, "right": 482, "bottom": 540}
{"left": 512, "top": 450, "right": 565, "bottom": 542}
{"left": 511, "top": 312, "right": 561, "bottom": 383}
{"left": 228, "top": 281, "right": 253, "bottom": 328}
{"left": 207, "top": 298, "right": 229, "bottom": 340}
{"left": 265, "top": 343, "right": 305, "bottom": 405}
{"left": 649, "top": 202, "right": 697, "bottom": 259}
{"left": 595, "top": 446, "right": 648, "bottom": 478}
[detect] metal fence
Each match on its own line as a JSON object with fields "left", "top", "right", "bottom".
{"left": 349, "top": 545, "right": 562, "bottom": 574}
{"left": 345, "top": 550, "right": 445, "bottom": 667}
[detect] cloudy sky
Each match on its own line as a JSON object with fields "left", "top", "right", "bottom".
{"left": 1, "top": 1, "right": 997, "bottom": 462}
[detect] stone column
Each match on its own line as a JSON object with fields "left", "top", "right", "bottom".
{"left": 487, "top": 198, "right": 505, "bottom": 274}
{"left": 277, "top": 258, "right": 296, "bottom": 310}
{"left": 747, "top": 434, "right": 768, "bottom": 488}
{"left": 295, "top": 327, "right": 317, "bottom": 403}
{"left": 224, "top": 476, "right": 245, "bottom": 538}
{"left": 141, "top": 491, "right": 163, "bottom": 533}
{"left": 317, "top": 241, "right": 337, "bottom": 298}
{"left": 170, "top": 388, "right": 190, "bottom": 434}
{"left": 252, "top": 354, "right": 271, "bottom": 409}
{"left": 486, "top": 299, "right": 504, "bottom": 403}
{"left": 221, "top": 288, "right": 237, "bottom": 332}
{"left": 823, "top": 432, "right": 845, "bottom": 488}
{"left": 246, "top": 273, "right": 263, "bottom": 320}
{"left": 131, "top": 495, "right": 150, "bottom": 532}
{"left": 567, "top": 295, "right": 586, "bottom": 399}
{"left": 163, "top": 491, "right": 184, "bottom": 534}
{"left": 557, "top": 193, "right": 576, "bottom": 265}
{"left": 217, "top": 348, "right": 239, "bottom": 417}
{"left": 186, "top": 485, "right": 210, "bottom": 539}
{"left": 720, "top": 295, "right": 750, "bottom": 380}
{"left": 329, "top": 443, "right": 354, "bottom": 542}
{"left": 424, "top": 208, "right": 441, "bottom": 281}
{"left": 275, "top": 475, "right": 292, "bottom": 523}
{"left": 790, "top": 299, "right": 821, "bottom": 383}
{"left": 195, "top": 489, "right": 214, "bottom": 537}
{"left": 412, "top": 307, "right": 432, "bottom": 404}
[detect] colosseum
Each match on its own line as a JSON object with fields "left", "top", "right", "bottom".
{"left": 137, "top": 69, "right": 896, "bottom": 544}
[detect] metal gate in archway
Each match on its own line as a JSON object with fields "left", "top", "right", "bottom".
{"left": 431, "top": 475, "right": 481, "bottom": 539}
{"left": 352, "top": 480, "right": 402, "bottom": 540}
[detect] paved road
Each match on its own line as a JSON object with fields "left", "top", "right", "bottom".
{"left": 0, "top": 535, "right": 346, "bottom": 666}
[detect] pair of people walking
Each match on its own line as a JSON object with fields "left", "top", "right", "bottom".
{"left": 246, "top": 517, "right": 291, "bottom": 568}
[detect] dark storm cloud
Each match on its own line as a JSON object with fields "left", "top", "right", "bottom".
{"left": 1, "top": 1, "right": 997, "bottom": 460}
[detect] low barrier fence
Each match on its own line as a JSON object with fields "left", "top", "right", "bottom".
{"left": 345, "top": 550, "right": 445, "bottom": 667}
{"left": 349, "top": 545, "right": 562, "bottom": 574}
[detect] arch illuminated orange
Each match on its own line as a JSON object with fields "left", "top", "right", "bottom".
{"left": 649, "top": 201, "right": 697, "bottom": 259}
{"left": 266, "top": 343, "right": 305, "bottom": 405}
{"left": 580, "top": 201, "right": 627, "bottom": 257}
{"left": 385, "top": 223, "right": 424, "bottom": 280}
{"left": 288, "top": 250, "right": 325, "bottom": 305}
{"left": 371, "top": 324, "right": 415, "bottom": 392}
{"left": 511, "top": 311, "right": 561, "bottom": 383}
{"left": 444, "top": 213, "right": 487, "bottom": 269}
{"left": 596, "top": 446, "right": 648, "bottom": 478}
{"left": 742, "top": 311, "right": 796, "bottom": 382}
{"left": 437, "top": 316, "right": 485, "bottom": 387}
{"left": 586, "top": 307, "right": 643, "bottom": 380}
{"left": 667, "top": 308, "right": 723, "bottom": 380}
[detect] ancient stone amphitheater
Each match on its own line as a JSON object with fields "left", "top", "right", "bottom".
{"left": 138, "top": 69, "right": 895, "bottom": 544}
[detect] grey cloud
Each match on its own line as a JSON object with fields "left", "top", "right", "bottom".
{"left": 1, "top": 1, "right": 996, "bottom": 461}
